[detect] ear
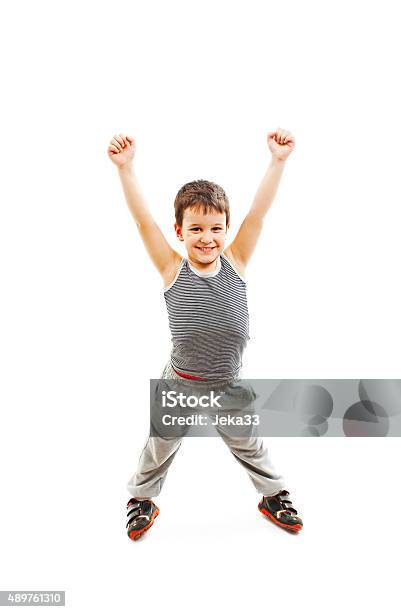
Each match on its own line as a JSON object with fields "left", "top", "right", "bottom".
{"left": 174, "top": 223, "right": 185, "bottom": 241}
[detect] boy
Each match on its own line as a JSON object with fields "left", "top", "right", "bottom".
{"left": 108, "top": 128, "right": 303, "bottom": 539}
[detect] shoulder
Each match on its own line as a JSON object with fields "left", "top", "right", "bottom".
{"left": 162, "top": 252, "right": 185, "bottom": 289}
{"left": 222, "top": 247, "right": 246, "bottom": 280}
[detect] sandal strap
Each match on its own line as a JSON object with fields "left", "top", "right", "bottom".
{"left": 126, "top": 499, "right": 153, "bottom": 528}
{"left": 127, "top": 501, "right": 141, "bottom": 510}
{"left": 266, "top": 490, "right": 299, "bottom": 517}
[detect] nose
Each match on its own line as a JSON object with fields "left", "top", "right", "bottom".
{"left": 200, "top": 231, "right": 213, "bottom": 244}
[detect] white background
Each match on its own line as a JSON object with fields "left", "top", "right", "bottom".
{"left": 1, "top": 0, "right": 400, "bottom": 610}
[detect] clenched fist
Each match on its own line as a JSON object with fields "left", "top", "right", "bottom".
{"left": 267, "top": 128, "right": 295, "bottom": 162}
{"left": 107, "top": 133, "right": 136, "bottom": 167}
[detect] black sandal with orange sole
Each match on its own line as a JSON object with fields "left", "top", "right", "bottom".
{"left": 258, "top": 490, "right": 303, "bottom": 532}
{"left": 126, "top": 498, "right": 160, "bottom": 541}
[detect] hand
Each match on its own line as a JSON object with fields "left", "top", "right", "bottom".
{"left": 107, "top": 133, "right": 136, "bottom": 168}
{"left": 267, "top": 128, "right": 295, "bottom": 162}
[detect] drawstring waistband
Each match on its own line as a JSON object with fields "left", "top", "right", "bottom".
{"left": 171, "top": 364, "right": 239, "bottom": 386}
{"left": 172, "top": 367, "right": 207, "bottom": 381}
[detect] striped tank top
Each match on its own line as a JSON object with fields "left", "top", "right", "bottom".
{"left": 163, "top": 252, "right": 250, "bottom": 381}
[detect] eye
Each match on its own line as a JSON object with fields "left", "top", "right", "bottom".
{"left": 213, "top": 227, "right": 223, "bottom": 231}
{"left": 191, "top": 227, "right": 201, "bottom": 231}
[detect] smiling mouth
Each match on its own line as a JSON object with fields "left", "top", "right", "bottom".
{"left": 196, "top": 246, "right": 215, "bottom": 252}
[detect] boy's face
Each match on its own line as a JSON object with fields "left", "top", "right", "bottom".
{"left": 175, "top": 207, "right": 229, "bottom": 264}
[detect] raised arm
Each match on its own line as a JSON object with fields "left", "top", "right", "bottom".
{"left": 108, "top": 134, "right": 181, "bottom": 278}
{"left": 225, "top": 128, "right": 295, "bottom": 270}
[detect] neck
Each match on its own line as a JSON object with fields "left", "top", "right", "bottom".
{"left": 187, "top": 254, "right": 219, "bottom": 274}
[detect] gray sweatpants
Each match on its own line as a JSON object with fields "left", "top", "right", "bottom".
{"left": 127, "top": 361, "right": 286, "bottom": 500}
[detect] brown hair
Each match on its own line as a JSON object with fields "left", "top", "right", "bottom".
{"left": 174, "top": 179, "right": 230, "bottom": 228}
